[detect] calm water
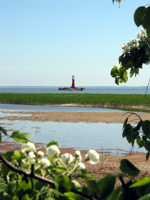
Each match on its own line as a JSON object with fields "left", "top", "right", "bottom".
{"left": 0, "top": 86, "right": 149, "bottom": 94}
{"left": 1, "top": 119, "right": 145, "bottom": 155}
{"left": 0, "top": 104, "right": 124, "bottom": 112}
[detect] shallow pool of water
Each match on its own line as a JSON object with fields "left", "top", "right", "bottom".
{"left": 0, "top": 104, "right": 124, "bottom": 112}
{"left": 0, "top": 119, "right": 145, "bottom": 155}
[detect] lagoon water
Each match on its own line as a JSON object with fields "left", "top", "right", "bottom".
{"left": 0, "top": 86, "right": 147, "bottom": 155}
{"left": 1, "top": 119, "right": 144, "bottom": 155}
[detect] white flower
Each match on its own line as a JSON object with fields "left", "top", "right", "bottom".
{"left": 27, "top": 152, "right": 36, "bottom": 164}
{"left": 75, "top": 150, "right": 82, "bottom": 161}
{"left": 122, "top": 39, "right": 138, "bottom": 54}
{"left": 46, "top": 145, "right": 60, "bottom": 157}
{"left": 21, "top": 142, "right": 35, "bottom": 154}
{"left": 85, "top": 150, "right": 99, "bottom": 164}
{"left": 28, "top": 151, "right": 35, "bottom": 159}
{"left": 74, "top": 162, "right": 86, "bottom": 176}
{"left": 76, "top": 162, "right": 85, "bottom": 171}
{"left": 38, "top": 158, "right": 50, "bottom": 168}
{"left": 61, "top": 153, "right": 74, "bottom": 164}
{"left": 137, "top": 28, "right": 147, "bottom": 40}
{"left": 37, "top": 151, "right": 44, "bottom": 158}
{"left": 22, "top": 158, "right": 30, "bottom": 168}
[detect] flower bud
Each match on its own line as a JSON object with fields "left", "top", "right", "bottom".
{"left": 76, "top": 162, "right": 85, "bottom": 171}
{"left": 61, "top": 153, "right": 73, "bottom": 164}
{"left": 38, "top": 158, "right": 50, "bottom": 168}
{"left": 37, "top": 151, "right": 44, "bottom": 158}
{"left": 21, "top": 142, "right": 35, "bottom": 154}
{"left": 85, "top": 149, "right": 99, "bottom": 164}
{"left": 75, "top": 150, "right": 82, "bottom": 161}
{"left": 46, "top": 145, "right": 60, "bottom": 157}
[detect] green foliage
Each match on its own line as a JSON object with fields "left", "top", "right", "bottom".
{"left": 134, "top": 6, "right": 150, "bottom": 36}
{"left": 11, "top": 131, "right": 31, "bottom": 142}
{"left": 122, "top": 113, "right": 150, "bottom": 160}
{"left": 120, "top": 159, "right": 140, "bottom": 177}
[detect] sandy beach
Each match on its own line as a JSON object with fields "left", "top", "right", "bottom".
{"left": 1, "top": 110, "right": 150, "bottom": 123}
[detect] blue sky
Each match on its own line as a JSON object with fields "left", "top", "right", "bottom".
{"left": 1, "top": 0, "right": 150, "bottom": 87}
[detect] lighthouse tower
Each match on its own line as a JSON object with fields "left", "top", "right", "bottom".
{"left": 71, "top": 75, "right": 75, "bottom": 88}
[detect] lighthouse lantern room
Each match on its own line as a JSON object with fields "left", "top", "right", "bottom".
{"left": 71, "top": 75, "right": 75, "bottom": 88}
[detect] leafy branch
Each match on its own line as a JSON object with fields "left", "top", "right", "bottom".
{"left": 0, "top": 154, "right": 94, "bottom": 200}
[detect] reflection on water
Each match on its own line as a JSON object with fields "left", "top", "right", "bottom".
{"left": 0, "top": 119, "right": 145, "bottom": 155}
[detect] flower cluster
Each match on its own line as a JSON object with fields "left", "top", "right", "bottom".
{"left": 137, "top": 28, "right": 148, "bottom": 40}
{"left": 11, "top": 141, "right": 99, "bottom": 177}
{"left": 121, "top": 29, "right": 148, "bottom": 54}
{"left": 122, "top": 39, "right": 138, "bottom": 54}
{"left": 112, "top": 28, "right": 150, "bottom": 81}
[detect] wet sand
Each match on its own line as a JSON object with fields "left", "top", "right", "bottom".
{"left": 0, "top": 110, "right": 150, "bottom": 123}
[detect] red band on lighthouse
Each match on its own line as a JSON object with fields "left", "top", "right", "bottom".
{"left": 71, "top": 75, "right": 75, "bottom": 88}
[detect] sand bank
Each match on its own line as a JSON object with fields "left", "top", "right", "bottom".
{"left": 1, "top": 111, "right": 150, "bottom": 123}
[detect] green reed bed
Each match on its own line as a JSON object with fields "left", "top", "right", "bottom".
{"left": 0, "top": 93, "right": 150, "bottom": 109}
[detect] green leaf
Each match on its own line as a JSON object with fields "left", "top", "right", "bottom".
{"left": 0, "top": 126, "right": 7, "bottom": 135}
{"left": 85, "top": 179, "right": 99, "bottom": 198}
{"left": 122, "top": 124, "right": 135, "bottom": 144}
{"left": 138, "top": 194, "right": 150, "bottom": 200}
{"left": 130, "top": 177, "right": 150, "bottom": 188}
{"left": 111, "top": 67, "right": 119, "bottom": 77}
{"left": 142, "top": 120, "right": 150, "bottom": 139}
{"left": 115, "top": 77, "right": 119, "bottom": 85}
{"left": 142, "top": 7, "right": 150, "bottom": 31}
{"left": 134, "top": 120, "right": 142, "bottom": 132}
{"left": 55, "top": 166, "right": 67, "bottom": 173}
{"left": 146, "top": 152, "right": 149, "bottom": 161}
{"left": 144, "top": 141, "right": 150, "bottom": 152}
{"left": 136, "top": 137, "right": 144, "bottom": 148}
{"left": 71, "top": 180, "right": 82, "bottom": 192}
{"left": 97, "top": 175, "right": 116, "bottom": 199}
{"left": 22, "top": 193, "right": 30, "bottom": 200}
{"left": 4, "top": 151, "right": 14, "bottom": 161}
{"left": 11, "top": 151, "right": 24, "bottom": 161}
{"left": 108, "top": 186, "right": 123, "bottom": 200}
{"left": 130, "top": 68, "right": 135, "bottom": 78}
{"left": 7, "top": 181, "right": 17, "bottom": 194}
{"left": 1, "top": 151, "right": 15, "bottom": 176}
{"left": 11, "top": 131, "right": 31, "bottom": 142}
{"left": 123, "top": 117, "right": 128, "bottom": 129}
{"left": 120, "top": 159, "right": 140, "bottom": 177}
{"left": 46, "top": 140, "right": 60, "bottom": 148}
{"left": 64, "top": 192, "right": 89, "bottom": 200}
{"left": 134, "top": 6, "right": 146, "bottom": 27}
{"left": 55, "top": 175, "right": 71, "bottom": 192}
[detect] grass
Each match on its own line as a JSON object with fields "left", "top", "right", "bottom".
{"left": 0, "top": 93, "right": 150, "bottom": 110}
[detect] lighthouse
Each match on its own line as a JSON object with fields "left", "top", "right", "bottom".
{"left": 71, "top": 75, "right": 75, "bottom": 88}
{"left": 58, "top": 75, "right": 86, "bottom": 91}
